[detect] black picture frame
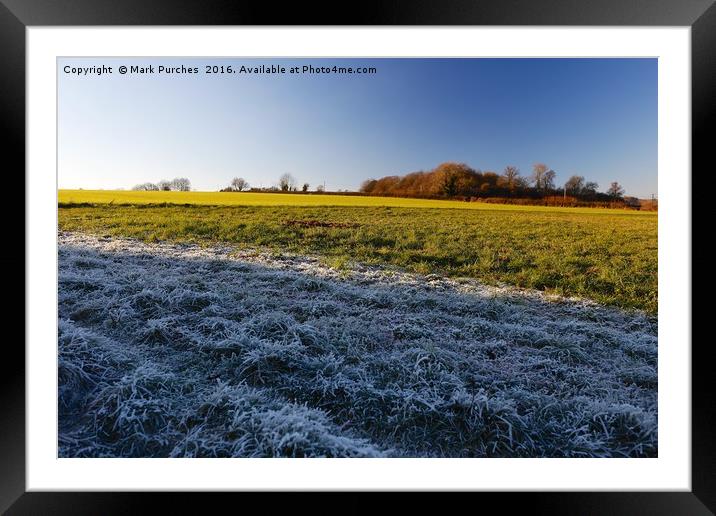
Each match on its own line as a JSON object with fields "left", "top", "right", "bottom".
{"left": 2, "top": 1, "right": 713, "bottom": 513}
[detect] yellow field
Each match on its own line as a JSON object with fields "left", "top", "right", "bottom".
{"left": 59, "top": 190, "right": 654, "bottom": 215}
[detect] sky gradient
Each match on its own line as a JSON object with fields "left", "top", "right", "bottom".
{"left": 58, "top": 58, "right": 657, "bottom": 198}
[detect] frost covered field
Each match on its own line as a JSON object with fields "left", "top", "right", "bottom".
{"left": 58, "top": 232, "right": 657, "bottom": 458}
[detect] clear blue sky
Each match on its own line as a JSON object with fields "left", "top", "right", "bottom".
{"left": 58, "top": 58, "right": 657, "bottom": 198}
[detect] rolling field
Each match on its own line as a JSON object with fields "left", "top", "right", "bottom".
{"left": 58, "top": 190, "right": 658, "bottom": 457}
{"left": 59, "top": 189, "right": 655, "bottom": 215}
{"left": 59, "top": 191, "right": 657, "bottom": 312}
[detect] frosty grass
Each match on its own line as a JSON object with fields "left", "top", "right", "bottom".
{"left": 59, "top": 232, "right": 657, "bottom": 457}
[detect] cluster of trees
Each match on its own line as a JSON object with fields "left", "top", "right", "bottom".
{"left": 221, "top": 174, "right": 323, "bottom": 193}
{"left": 132, "top": 177, "right": 191, "bottom": 191}
{"left": 277, "top": 173, "right": 311, "bottom": 193}
{"left": 360, "top": 162, "right": 627, "bottom": 203}
{"left": 222, "top": 177, "right": 250, "bottom": 192}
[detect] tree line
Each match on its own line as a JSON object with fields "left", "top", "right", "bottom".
{"left": 131, "top": 166, "right": 652, "bottom": 210}
{"left": 220, "top": 174, "right": 324, "bottom": 193}
{"left": 359, "top": 162, "right": 635, "bottom": 206}
{"left": 132, "top": 177, "right": 191, "bottom": 191}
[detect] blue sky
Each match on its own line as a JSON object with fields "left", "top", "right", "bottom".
{"left": 58, "top": 58, "right": 657, "bottom": 198}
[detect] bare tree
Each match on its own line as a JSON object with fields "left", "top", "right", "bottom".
{"left": 500, "top": 165, "right": 521, "bottom": 192}
{"left": 278, "top": 173, "right": 296, "bottom": 192}
{"left": 230, "top": 177, "right": 249, "bottom": 192}
{"left": 316, "top": 184, "right": 325, "bottom": 193}
{"left": 564, "top": 175, "right": 585, "bottom": 195}
{"left": 170, "top": 177, "right": 191, "bottom": 191}
{"left": 531, "top": 163, "right": 552, "bottom": 191}
{"left": 607, "top": 181, "right": 625, "bottom": 199}
{"left": 543, "top": 169, "right": 556, "bottom": 191}
{"left": 132, "top": 182, "right": 159, "bottom": 191}
{"left": 302, "top": 183, "right": 310, "bottom": 192}
{"left": 158, "top": 179, "right": 172, "bottom": 191}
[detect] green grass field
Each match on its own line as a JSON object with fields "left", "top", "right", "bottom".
{"left": 58, "top": 190, "right": 657, "bottom": 313}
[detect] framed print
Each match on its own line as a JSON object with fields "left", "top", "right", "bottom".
{"left": 3, "top": 0, "right": 713, "bottom": 513}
